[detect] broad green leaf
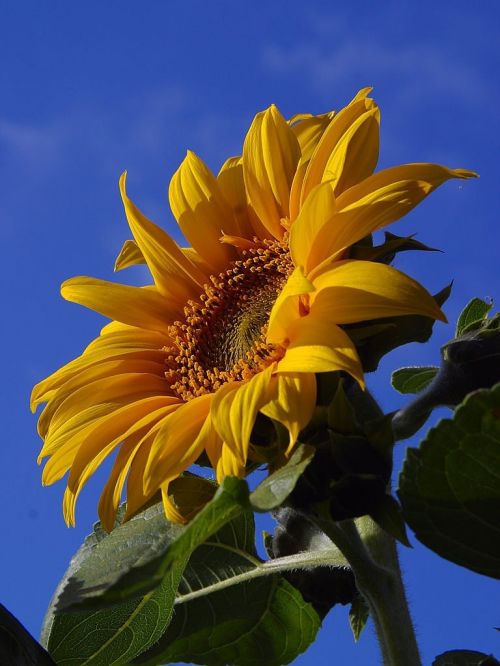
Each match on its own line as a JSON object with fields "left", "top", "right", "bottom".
{"left": 433, "top": 649, "right": 499, "bottom": 665}
{"left": 0, "top": 604, "right": 56, "bottom": 665}
{"left": 398, "top": 383, "right": 500, "bottom": 579}
{"left": 348, "top": 594, "right": 370, "bottom": 642}
{"left": 43, "top": 478, "right": 250, "bottom": 665}
{"left": 391, "top": 366, "right": 439, "bottom": 394}
{"left": 43, "top": 504, "right": 189, "bottom": 666}
{"left": 134, "top": 511, "right": 321, "bottom": 666}
{"left": 250, "top": 444, "right": 315, "bottom": 511}
{"left": 456, "top": 298, "right": 493, "bottom": 337}
{"left": 62, "top": 476, "right": 249, "bottom": 609}
{"left": 348, "top": 283, "right": 452, "bottom": 372}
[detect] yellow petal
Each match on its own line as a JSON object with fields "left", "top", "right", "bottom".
{"left": 243, "top": 105, "right": 300, "bottom": 239}
{"left": 31, "top": 346, "right": 166, "bottom": 412}
{"left": 312, "top": 260, "right": 447, "bottom": 323}
{"left": 300, "top": 95, "right": 378, "bottom": 205}
{"left": 98, "top": 435, "right": 144, "bottom": 531}
{"left": 336, "top": 163, "right": 477, "bottom": 211}
{"left": 323, "top": 106, "right": 380, "bottom": 195}
{"left": 120, "top": 172, "right": 205, "bottom": 302}
{"left": 262, "top": 373, "right": 316, "bottom": 454}
{"left": 37, "top": 359, "right": 165, "bottom": 438}
{"left": 144, "top": 393, "right": 213, "bottom": 493}
{"left": 42, "top": 370, "right": 169, "bottom": 439}
{"left": 217, "top": 157, "right": 255, "bottom": 238}
{"left": 289, "top": 182, "right": 337, "bottom": 274}
{"left": 290, "top": 112, "right": 333, "bottom": 163}
{"left": 169, "top": 151, "right": 235, "bottom": 272}
{"left": 43, "top": 396, "right": 177, "bottom": 484}
{"left": 62, "top": 400, "right": 178, "bottom": 526}
{"left": 61, "top": 277, "right": 174, "bottom": 334}
{"left": 216, "top": 442, "right": 245, "bottom": 481}
{"left": 211, "top": 363, "right": 275, "bottom": 468}
{"left": 114, "top": 239, "right": 145, "bottom": 271}
{"left": 267, "top": 267, "right": 315, "bottom": 345}
{"left": 277, "top": 311, "right": 364, "bottom": 386}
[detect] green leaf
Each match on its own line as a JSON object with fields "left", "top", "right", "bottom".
{"left": 64, "top": 476, "right": 250, "bottom": 609}
{"left": 250, "top": 444, "right": 315, "bottom": 511}
{"left": 391, "top": 366, "right": 439, "bottom": 394}
{"left": 398, "top": 383, "right": 500, "bottom": 579}
{"left": 433, "top": 649, "right": 499, "bottom": 665}
{"left": 348, "top": 594, "right": 370, "bottom": 642}
{"left": 134, "top": 511, "right": 321, "bottom": 666}
{"left": 43, "top": 478, "right": 250, "bottom": 665}
{"left": 456, "top": 298, "right": 493, "bottom": 337}
{"left": 0, "top": 604, "right": 56, "bottom": 665}
{"left": 348, "top": 283, "right": 452, "bottom": 372}
{"left": 43, "top": 504, "right": 189, "bottom": 666}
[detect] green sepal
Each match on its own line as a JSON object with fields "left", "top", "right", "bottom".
{"left": 348, "top": 283, "right": 452, "bottom": 372}
{"left": 327, "top": 378, "right": 360, "bottom": 434}
{"left": 348, "top": 593, "right": 370, "bottom": 642}
{"left": 350, "top": 231, "right": 439, "bottom": 263}
{"left": 369, "top": 494, "right": 411, "bottom": 547}
{"left": 250, "top": 444, "right": 315, "bottom": 512}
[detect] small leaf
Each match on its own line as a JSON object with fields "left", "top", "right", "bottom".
{"left": 0, "top": 604, "right": 56, "bottom": 665}
{"left": 370, "top": 494, "right": 411, "bottom": 547}
{"left": 134, "top": 511, "right": 321, "bottom": 666}
{"left": 456, "top": 298, "right": 493, "bottom": 337}
{"left": 398, "top": 383, "right": 500, "bottom": 579}
{"left": 433, "top": 649, "right": 499, "bottom": 665}
{"left": 348, "top": 594, "right": 370, "bottom": 642}
{"left": 250, "top": 444, "right": 315, "bottom": 511}
{"left": 391, "top": 366, "right": 439, "bottom": 394}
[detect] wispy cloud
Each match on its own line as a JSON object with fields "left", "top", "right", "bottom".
{"left": 262, "top": 9, "right": 493, "bottom": 112}
{"left": 0, "top": 118, "right": 66, "bottom": 171}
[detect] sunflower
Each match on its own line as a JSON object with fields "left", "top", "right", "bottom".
{"left": 31, "top": 88, "right": 475, "bottom": 530}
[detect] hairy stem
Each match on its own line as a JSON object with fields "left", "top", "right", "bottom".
{"left": 318, "top": 517, "right": 421, "bottom": 666}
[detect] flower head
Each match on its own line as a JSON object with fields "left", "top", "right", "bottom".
{"left": 31, "top": 88, "right": 475, "bottom": 529}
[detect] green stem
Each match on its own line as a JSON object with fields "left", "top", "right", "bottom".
{"left": 318, "top": 517, "right": 421, "bottom": 666}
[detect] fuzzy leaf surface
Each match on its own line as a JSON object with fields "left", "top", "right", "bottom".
{"left": 134, "top": 511, "right": 321, "bottom": 666}
{"left": 398, "top": 383, "right": 500, "bottom": 579}
{"left": 43, "top": 504, "right": 188, "bottom": 666}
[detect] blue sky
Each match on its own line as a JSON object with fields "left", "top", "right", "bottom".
{"left": 1, "top": 1, "right": 499, "bottom": 664}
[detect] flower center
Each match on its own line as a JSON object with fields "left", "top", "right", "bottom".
{"left": 166, "top": 239, "right": 292, "bottom": 402}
